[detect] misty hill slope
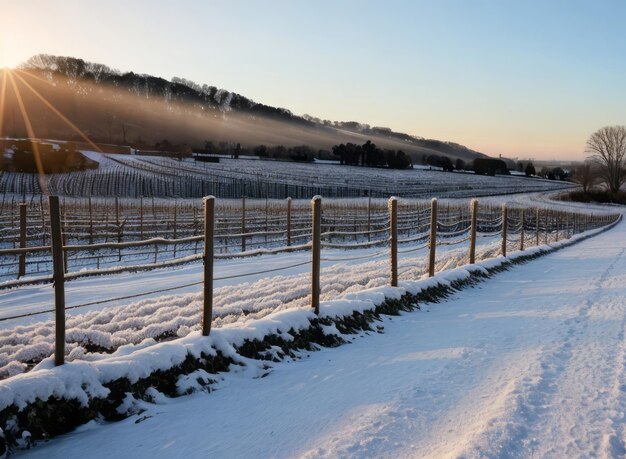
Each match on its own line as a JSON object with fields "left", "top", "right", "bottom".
{"left": 2, "top": 54, "right": 488, "bottom": 162}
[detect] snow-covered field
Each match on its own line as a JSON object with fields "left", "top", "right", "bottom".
{"left": 0, "top": 152, "right": 573, "bottom": 198}
{"left": 0, "top": 232, "right": 508, "bottom": 378}
{"left": 11, "top": 200, "right": 626, "bottom": 458}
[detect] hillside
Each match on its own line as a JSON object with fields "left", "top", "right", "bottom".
{"left": 1, "top": 54, "right": 488, "bottom": 162}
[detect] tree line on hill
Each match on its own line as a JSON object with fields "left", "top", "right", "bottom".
{"left": 196, "top": 138, "right": 550, "bottom": 177}
{"left": 302, "top": 117, "right": 485, "bottom": 160}
{"left": 196, "top": 141, "right": 322, "bottom": 162}
{"left": 22, "top": 55, "right": 308, "bottom": 124}
{"left": 19, "top": 54, "right": 488, "bottom": 161}
{"left": 331, "top": 141, "right": 412, "bottom": 169}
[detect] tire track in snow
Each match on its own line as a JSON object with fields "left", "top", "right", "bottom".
{"left": 604, "top": 319, "right": 626, "bottom": 457}
{"left": 463, "top": 246, "right": 626, "bottom": 458}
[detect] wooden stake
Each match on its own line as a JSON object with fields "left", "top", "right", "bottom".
{"left": 286, "top": 197, "right": 292, "bottom": 247}
{"left": 40, "top": 196, "right": 46, "bottom": 246}
{"left": 265, "top": 196, "right": 269, "bottom": 244}
{"left": 389, "top": 197, "right": 398, "bottom": 287}
{"left": 88, "top": 196, "right": 94, "bottom": 244}
{"left": 18, "top": 203, "right": 27, "bottom": 278}
{"left": 367, "top": 196, "right": 372, "bottom": 243}
{"left": 520, "top": 208, "right": 525, "bottom": 251}
{"left": 49, "top": 196, "right": 65, "bottom": 366}
{"left": 536, "top": 207, "right": 540, "bottom": 246}
{"left": 241, "top": 195, "right": 246, "bottom": 252}
{"left": 428, "top": 198, "right": 437, "bottom": 277}
{"left": 501, "top": 204, "right": 508, "bottom": 257}
{"left": 311, "top": 196, "right": 321, "bottom": 314}
{"left": 115, "top": 196, "right": 120, "bottom": 234}
{"left": 202, "top": 196, "right": 215, "bottom": 336}
{"left": 469, "top": 199, "right": 478, "bottom": 264}
{"left": 555, "top": 212, "right": 560, "bottom": 241}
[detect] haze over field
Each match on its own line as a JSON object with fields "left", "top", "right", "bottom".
{"left": 0, "top": 59, "right": 488, "bottom": 162}
{"left": 2, "top": 0, "right": 626, "bottom": 160}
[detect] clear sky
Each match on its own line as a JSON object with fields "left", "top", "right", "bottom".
{"left": 2, "top": 0, "right": 625, "bottom": 160}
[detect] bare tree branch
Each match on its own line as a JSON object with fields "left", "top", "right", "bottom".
{"left": 585, "top": 126, "right": 626, "bottom": 193}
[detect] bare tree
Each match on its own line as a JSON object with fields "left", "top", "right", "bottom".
{"left": 570, "top": 161, "right": 599, "bottom": 193}
{"left": 585, "top": 126, "right": 626, "bottom": 193}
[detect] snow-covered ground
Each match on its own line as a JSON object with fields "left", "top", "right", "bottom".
{"left": 12, "top": 202, "right": 626, "bottom": 458}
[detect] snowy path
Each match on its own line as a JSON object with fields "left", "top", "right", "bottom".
{"left": 18, "top": 217, "right": 626, "bottom": 458}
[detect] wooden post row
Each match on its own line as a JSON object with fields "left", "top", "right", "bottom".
{"left": 202, "top": 196, "right": 215, "bottom": 336}
{"left": 389, "top": 197, "right": 398, "bottom": 287}
{"left": 428, "top": 198, "right": 437, "bottom": 277}
{"left": 311, "top": 196, "right": 322, "bottom": 314}
{"left": 49, "top": 196, "right": 66, "bottom": 366}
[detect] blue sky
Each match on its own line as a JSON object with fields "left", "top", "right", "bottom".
{"left": 2, "top": 0, "right": 625, "bottom": 159}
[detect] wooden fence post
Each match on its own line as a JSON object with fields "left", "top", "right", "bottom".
{"left": 49, "top": 196, "right": 65, "bottom": 366}
{"left": 469, "top": 199, "right": 478, "bottom": 264}
{"left": 115, "top": 196, "right": 120, "bottom": 236}
{"left": 265, "top": 196, "right": 269, "bottom": 244}
{"left": 18, "top": 203, "right": 27, "bottom": 278}
{"left": 152, "top": 197, "right": 156, "bottom": 237}
{"left": 88, "top": 196, "right": 93, "bottom": 244}
{"left": 519, "top": 207, "right": 526, "bottom": 250}
{"left": 311, "top": 196, "right": 322, "bottom": 314}
{"left": 389, "top": 197, "right": 398, "bottom": 287}
{"left": 555, "top": 212, "right": 560, "bottom": 241}
{"left": 536, "top": 207, "right": 540, "bottom": 247}
{"left": 428, "top": 198, "right": 437, "bottom": 277}
{"left": 286, "top": 197, "right": 292, "bottom": 247}
{"left": 566, "top": 213, "right": 571, "bottom": 237}
{"left": 501, "top": 204, "right": 508, "bottom": 257}
{"left": 241, "top": 195, "right": 246, "bottom": 252}
{"left": 202, "top": 196, "right": 215, "bottom": 336}
{"left": 367, "top": 196, "right": 372, "bottom": 242}
{"left": 38, "top": 195, "right": 45, "bottom": 247}
{"left": 140, "top": 196, "right": 144, "bottom": 240}
{"left": 173, "top": 203, "right": 178, "bottom": 258}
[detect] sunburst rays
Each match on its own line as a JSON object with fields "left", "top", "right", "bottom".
{"left": 1, "top": 67, "right": 105, "bottom": 195}
{"left": 0, "top": 69, "right": 7, "bottom": 139}
{"left": 6, "top": 69, "right": 49, "bottom": 194}
{"left": 12, "top": 71, "right": 102, "bottom": 153}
